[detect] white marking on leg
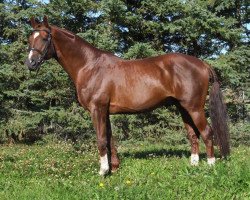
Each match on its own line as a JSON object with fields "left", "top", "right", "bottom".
{"left": 99, "top": 154, "right": 109, "bottom": 176}
{"left": 33, "top": 32, "right": 40, "bottom": 39}
{"left": 190, "top": 154, "right": 199, "bottom": 166}
{"left": 207, "top": 157, "right": 216, "bottom": 166}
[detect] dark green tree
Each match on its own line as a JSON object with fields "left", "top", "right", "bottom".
{"left": 0, "top": 0, "right": 249, "bottom": 142}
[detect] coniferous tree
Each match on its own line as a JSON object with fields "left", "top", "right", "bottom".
{"left": 0, "top": 0, "right": 249, "bottom": 142}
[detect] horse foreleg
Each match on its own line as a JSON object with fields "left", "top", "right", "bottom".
{"left": 200, "top": 125, "right": 215, "bottom": 165}
{"left": 90, "top": 105, "right": 110, "bottom": 176}
{"left": 106, "top": 117, "right": 120, "bottom": 172}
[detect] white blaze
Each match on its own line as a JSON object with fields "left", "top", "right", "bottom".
{"left": 28, "top": 32, "right": 40, "bottom": 62}
{"left": 190, "top": 154, "right": 199, "bottom": 166}
{"left": 34, "top": 32, "right": 40, "bottom": 39}
{"left": 28, "top": 51, "right": 33, "bottom": 62}
{"left": 99, "top": 154, "right": 109, "bottom": 176}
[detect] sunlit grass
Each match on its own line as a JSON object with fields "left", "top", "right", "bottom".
{"left": 0, "top": 140, "right": 249, "bottom": 199}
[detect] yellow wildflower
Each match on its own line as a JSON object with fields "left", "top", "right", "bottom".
{"left": 99, "top": 182, "right": 104, "bottom": 187}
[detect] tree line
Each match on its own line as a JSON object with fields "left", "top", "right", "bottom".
{"left": 0, "top": 0, "right": 249, "bottom": 143}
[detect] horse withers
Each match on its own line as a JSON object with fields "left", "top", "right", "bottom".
{"left": 25, "top": 16, "right": 230, "bottom": 176}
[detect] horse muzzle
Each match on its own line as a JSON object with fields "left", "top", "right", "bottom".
{"left": 25, "top": 58, "right": 40, "bottom": 71}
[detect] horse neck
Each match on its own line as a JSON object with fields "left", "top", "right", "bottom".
{"left": 51, "top": 26, "right": 102, "bottom": 84}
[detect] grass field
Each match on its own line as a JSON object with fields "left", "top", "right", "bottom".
{"left": 0, "top": 138, "right": 249, "bottom": 200}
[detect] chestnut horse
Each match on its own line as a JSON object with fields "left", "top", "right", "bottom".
{"left": 25, "top": 16, "right": 230, "bottom": 176}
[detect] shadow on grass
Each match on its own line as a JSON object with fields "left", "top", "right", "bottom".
{"left": 121, "top": 149, "right": 207, "bottom": 159}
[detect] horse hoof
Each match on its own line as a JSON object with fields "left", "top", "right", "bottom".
{"left": 99, "top": 166, "right": 109, "bottom": 176}
{"left": 207, "top": 157, "right": 216, "bottom": 166}
{"left": 191, "top": 161, "right": 199, "bottom": 166}
{"left": 99, "top": 167, "right": 109, "bottom": 176}
{"left": 190, "top": 154, "right": 199, "bottom": 166}
{"left": 111, "top": 162, "right": 119, "bottom": 173}
{"left": 111, "top": 167, "right": 119, "bottom": 173}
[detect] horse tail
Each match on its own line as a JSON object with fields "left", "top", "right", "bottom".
{"left": 207, "top": 65, "right": 230, "bottom": 157}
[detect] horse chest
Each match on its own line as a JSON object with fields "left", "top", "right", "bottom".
{"left": 77, "top": 87, "right": 92, "bottom": 111}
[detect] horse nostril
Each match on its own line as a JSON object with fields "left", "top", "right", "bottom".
{"left": 31, "top": 60, "right": 36, "bottom": 66}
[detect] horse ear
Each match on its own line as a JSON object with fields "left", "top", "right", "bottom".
{"left": 30, "top": 16, "right": 37, "bottom": 28}
{"left": 43, "top": 16, "right": 49, "bottom": 28}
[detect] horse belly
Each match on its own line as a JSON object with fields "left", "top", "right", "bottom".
{"left": 109, "top": 83, "right": 169, "bottom": 114}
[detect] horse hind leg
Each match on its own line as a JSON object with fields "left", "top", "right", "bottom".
{"left": 202, "top": 125, "right": 216, "bottom": 165}
{"left": 188, "top": 110, "right": 215, "bottom": 165}
{"left": 180, "top": 108, "right": 200, "bottom": 165}
{"left": 180, "top": 106, "right": 215, "bottom": 165}
{"left": 185, "top": 123, "right": 200, "bottom": 165}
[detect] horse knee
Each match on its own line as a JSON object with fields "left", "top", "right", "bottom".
{"left": 97, "top": 138, "right": 107, "bottom": 153}
{"left": 188, "top": 131, "right": 199, "bottom": 144}
{"left": 201, "top": 126, "right": 213, "bottom": 142}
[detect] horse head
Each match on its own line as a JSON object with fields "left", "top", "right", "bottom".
{"left": 25, "top": 16, "right": 55, "bottom": 71}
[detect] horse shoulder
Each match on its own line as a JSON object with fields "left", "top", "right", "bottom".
{"left": 76, "top": 65, "right": 114, "bottom": 111}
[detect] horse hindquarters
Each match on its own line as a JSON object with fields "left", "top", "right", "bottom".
{"left": 174, "top": 59, "right": 216, "bottom": 165}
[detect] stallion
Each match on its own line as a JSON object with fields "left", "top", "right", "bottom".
{"left": 25, "top": 16, "right": 230, "bottom": 176}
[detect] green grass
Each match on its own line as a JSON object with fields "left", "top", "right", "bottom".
{"left": 0, "top": 140, "right": 249, "bottom": 200}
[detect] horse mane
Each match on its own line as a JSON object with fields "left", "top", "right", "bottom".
{"left": 51, "top": 25, "right": 119, "bottom": 58}
{"left": 52, "top": 26, "right": 76, "bottom": 39}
